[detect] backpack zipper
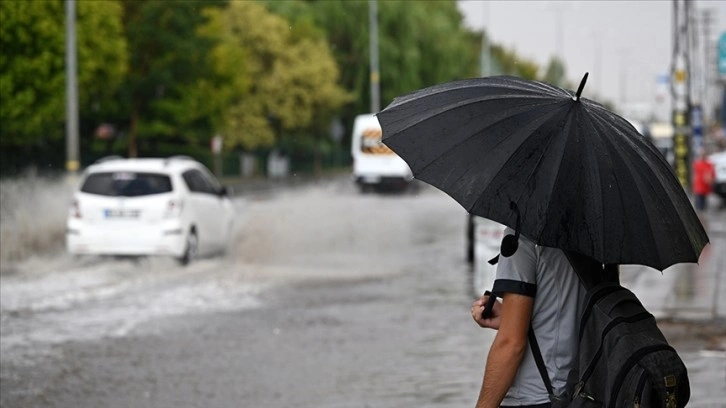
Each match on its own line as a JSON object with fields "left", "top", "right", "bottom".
{"left": 609, "top": 344, "right": 677, "bottom": 408}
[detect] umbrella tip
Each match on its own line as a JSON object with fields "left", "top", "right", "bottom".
{"left": 574, "top": 72, "right": 589, "bottom": 101}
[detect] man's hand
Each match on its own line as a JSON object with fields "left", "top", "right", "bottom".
{"left": 471, "top": 293, "right": 501, "bottom": 329}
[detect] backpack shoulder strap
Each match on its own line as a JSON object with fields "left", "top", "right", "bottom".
{"left": 528, "top": 324, "right": 555, "bottom": 397}
{"left": 528, "top": 251, "right": 619, "bottom": 402}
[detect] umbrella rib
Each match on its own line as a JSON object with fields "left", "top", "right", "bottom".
{"left": 588, "top": 108, "right": 663, "bottom": 268}
{"left": 529, "top": 104, "right": 580, "bottom": 247}
{"left": 591, "top": 103, "right": 707, "bottom": 268}
{"left": 512, "top": 110, "right": 570, "bottom": 207}
{"left": 470, "top": 103, "right": 570, "bottom": 227}
{"left": 580, "top": 105, "right": 610, "bottom": 262}
{"left": 384, "top": 94, "right": 554, "bottom": 144}
{"left": 388, "top": 76, "right": 568, "bottom": 108}
{"left": 409, "top": 98, "right": 564, "bottom": 177}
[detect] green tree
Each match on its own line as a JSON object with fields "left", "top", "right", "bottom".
{"left": 378, "top": 0, "right": 481, "bottom": 103}
{"left": 201, "top": 1, "right": 351, "bottom": 152}
{"left": 119, "top": 0, "right": 224, "bottom": 157}
{"left": 489, "top": 44, "right": 540, "bottom": 80}
{"left": 0, "top": 0, "right": 127, "bottom": 149}
{"left": 542, "top": 56, "right": 567, "bottom": 88}
{"left": 284, "top": 0, "right": 481, "bottom": 147}
{"left": 308, "top": 0, "right": 480, "bottom": 111}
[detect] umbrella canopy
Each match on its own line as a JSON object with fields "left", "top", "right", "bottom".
{"left": 378, "top": 74, "right": 708, "bottom": 271}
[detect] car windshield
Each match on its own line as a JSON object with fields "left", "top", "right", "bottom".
{"left": 80, "top": 172, "right": 173, "bottom": 197}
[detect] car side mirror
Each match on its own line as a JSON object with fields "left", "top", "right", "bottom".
{"left": 218, "top": 186, "right": 229, "bottom": 197}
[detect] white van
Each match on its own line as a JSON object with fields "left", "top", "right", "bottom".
{"left": 350, "top": 114, "right": 413, "bottom": 191}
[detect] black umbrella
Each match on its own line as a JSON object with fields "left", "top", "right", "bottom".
{"left": 378, "top": 74, "right": 708, "bottom": 271}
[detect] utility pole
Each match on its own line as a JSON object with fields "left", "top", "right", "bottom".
{"left": 701, "top": 8, "right": 715, "bottom": 124}
{"left": 619, "top": 48, "right": 629, "bottom": 109}
{"left": 671, "top": 0, "right": 691, "bottom": 190}
{"left": 546, "top": 2, "right": 572, "bottom": 62}
{"left": 65, "top": 0, "right": 79, "bottom": 173}
{"left": 368, "top": 0, "right": 380, "bottom": 114}
{"left": 480, "top": 1, "right": 492, "bottom": 77}
{"left": 591, "top": 30, "right": 603, "bottom": 96}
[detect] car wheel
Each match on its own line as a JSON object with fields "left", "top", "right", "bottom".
{"left": 178, "top": 229, "right": 198, "bottom": 266}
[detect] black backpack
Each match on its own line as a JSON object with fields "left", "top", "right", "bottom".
{"left": 528, "top": 252, "right": 691, "bottom": 408}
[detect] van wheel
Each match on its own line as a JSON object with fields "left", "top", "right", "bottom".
{"left": 178, "top": 230, "right": 198, "bottom": 266}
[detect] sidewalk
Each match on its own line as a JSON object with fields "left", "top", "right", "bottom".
{"left": 621, "top": 197, "right": 726, "bottom": 406}
{"left": 655, "top": 196, "right": 725, "bottom": 321}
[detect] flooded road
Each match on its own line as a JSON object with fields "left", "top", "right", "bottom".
{"left": 1, "top": 176, "right": 724, "bottom": 407}
{"left": 1, "top": 178, "right": 495, "bottom": 407}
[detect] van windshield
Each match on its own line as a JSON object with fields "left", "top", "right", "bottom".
{"left": 80, "top": 172, "right": 173, "bottom": 197}
{"left": 360, "top": 127, "right": 394, "bottom": 155}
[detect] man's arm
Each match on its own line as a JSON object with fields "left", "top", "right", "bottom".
{"left": 475, "top": 292, "right": 533, "bottom": 408}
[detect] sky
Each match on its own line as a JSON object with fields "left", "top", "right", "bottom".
{"left": 456, "top": 0, "right": 726, "bottom": 122}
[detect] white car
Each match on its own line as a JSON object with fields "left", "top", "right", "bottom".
{"left": 66, "top": 156, "right": 235, "bottom": 264}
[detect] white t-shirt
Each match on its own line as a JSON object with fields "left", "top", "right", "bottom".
{"left": 492, "top": 228, "right": 586, "bottom": 406}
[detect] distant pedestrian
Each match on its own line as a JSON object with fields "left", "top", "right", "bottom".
{"left": 692, "top": 149, "right": 715, "bottom": 211}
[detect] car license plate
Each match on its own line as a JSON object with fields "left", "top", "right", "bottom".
{"left": 104, "top": 209, "right": 140, "bottom": 218}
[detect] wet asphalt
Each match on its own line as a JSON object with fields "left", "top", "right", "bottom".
{"left": 1, "top": 176, "right": 724, "bottom": 407}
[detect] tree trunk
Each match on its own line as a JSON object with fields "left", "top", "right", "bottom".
{"left": 128, "top": 101, "right": 139, "bottom": 158}
{"left": 313, "top": 135, "right": 322, "bottom": 176}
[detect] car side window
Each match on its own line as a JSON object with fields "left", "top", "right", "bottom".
{"left": 182, "top": 170, "right": 215, "bottom": 195}
{"left": 198, "top": 168, "right": 222, "bottom": 193}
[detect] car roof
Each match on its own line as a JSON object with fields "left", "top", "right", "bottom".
{"left": 85, "top": 157, "right": 201, "bottom": 174}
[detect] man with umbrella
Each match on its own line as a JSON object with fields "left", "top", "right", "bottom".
{"left": 468, "top": 234, "right": 617, "bottom": 407}
{"left": 468, "top": 234, "right": 588, "bottom": 408}
{"left": 377, "top": 73, "right": 707, "bottom": 408}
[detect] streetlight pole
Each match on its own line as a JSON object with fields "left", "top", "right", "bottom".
{"left": 619, "top": 48, "right": 629, "bottom": 109}
{"left": 65, "top": 0, "right": 79, "bottom": 173}
{"left": 671, "top": 0, "right": 691, "bottom": 190}
{"left": 554, "top": 8, "right": 563, "bottom": 61}
{"left": 590, "top": 30, "right": 602, "bottom": 96}
{"left": 480, "top": 1, "right": 492, "bottom": 77}
{"left": 368, "top": 0, "right": 380, "bottom": 113}
{"left": 701, "top": 8, "right": 715, "bottom": 124}
{"left": 545, "top": 1, "right": 571, "bottom": 61}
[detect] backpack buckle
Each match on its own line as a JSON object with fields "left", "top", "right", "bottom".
{"left": 664, "top": 375, "right": 676, "bottom": 388}
{"left": 664, "top": 375, "right": 677, "bottom": 408}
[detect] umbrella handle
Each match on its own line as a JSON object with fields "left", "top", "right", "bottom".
{"left": 481, "top": 290, "right": 497, "bottom": 319}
